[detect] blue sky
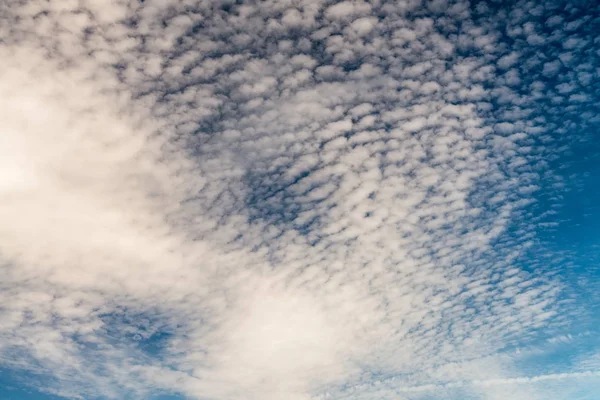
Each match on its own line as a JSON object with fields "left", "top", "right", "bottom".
{"left": 0, "top": 0, "right": 599, "bottom": 399}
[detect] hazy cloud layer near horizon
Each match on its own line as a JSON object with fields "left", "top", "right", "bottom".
{"left": 1, "top": 1, "right": 599, "bottom": 399}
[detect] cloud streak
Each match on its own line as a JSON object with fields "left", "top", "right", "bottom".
{"left": 396, "top": 370, "right": 600, "bottom": 393}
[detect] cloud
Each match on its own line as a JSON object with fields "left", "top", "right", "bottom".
{"left": 1, "top": 0, "right": 599, "bottom": 399}
{"left": 396, "top": 370, "right": 600, "bottom": 393}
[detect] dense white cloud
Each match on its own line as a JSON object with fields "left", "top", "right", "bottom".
{"left": 1, "top": 0, "right": 599, "bottom": 399}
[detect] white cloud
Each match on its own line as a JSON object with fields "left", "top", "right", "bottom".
{"left": 325, "top": 1, "right": 372, "bottom": 20}
{"left": 1, "top": 0, "right": 598, "bottom": 399}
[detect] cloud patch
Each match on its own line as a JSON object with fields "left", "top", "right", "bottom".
{"left": 1, "top": 0, "right": 599, "bottom": 399}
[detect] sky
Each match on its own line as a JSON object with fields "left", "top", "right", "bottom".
{"left": 0, "top": 0, "right": 599, "bottom": 399}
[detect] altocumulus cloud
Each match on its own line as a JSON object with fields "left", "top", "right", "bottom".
{"left": 0, "top": 0, "right": 599, "bottom": 399}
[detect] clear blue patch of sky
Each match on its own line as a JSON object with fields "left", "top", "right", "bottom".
{"left": 0, "top": 369, "right": 62, "bottom": 400}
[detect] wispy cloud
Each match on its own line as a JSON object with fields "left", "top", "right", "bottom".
{"left": 396, "top": 370, "right": 600, "bottom": 393}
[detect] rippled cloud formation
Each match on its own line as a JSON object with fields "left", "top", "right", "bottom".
{"left": 1, "top": 1, "right": 600, "bottom": 399}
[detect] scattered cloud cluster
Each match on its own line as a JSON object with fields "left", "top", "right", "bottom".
{"left": 0, "top": 0, "right": 599, "bottom": 399}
